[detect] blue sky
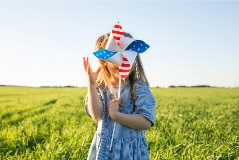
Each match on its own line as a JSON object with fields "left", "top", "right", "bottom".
{"left": 0, "top": 1, "right": 238, "bottom": 87}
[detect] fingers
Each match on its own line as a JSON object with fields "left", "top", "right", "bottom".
{"left": 95, "top": 66, "right": 102, "bottom": 74}
{"left": 86, "top": 63, "right": 92, "bottom": 75}
{"left": 84, "top": 57, "right": 90, "bottom": 74}
{"left": 83, "top": 57, "right": 86, "bottom": 70}
{"left": 83, "top": 57, "right": 91, "bottom": 73}
{"left": 110, "top": 98, "right": 121, "bottom": 103}
{"left": 111, "top": 99, "right": 117, "bottom": 103}
{"left": 117, "top": 98, "right": 121, "bottom": 103}
{"left": 83, "top": 57, "right": 102, "bottom": 77}
{"left": 109, "top": 99, "right": 122, "bottom": 112}
{"left": 83, "top": 57, "right": 89, "bottom": 71}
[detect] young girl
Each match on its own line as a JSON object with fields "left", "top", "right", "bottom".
{"left": 83, "top": 32, "right": 155, "bottom": 160}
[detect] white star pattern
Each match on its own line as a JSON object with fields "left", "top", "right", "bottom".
{"left": 138, "top": 48, "right": 140, "bottom": 51}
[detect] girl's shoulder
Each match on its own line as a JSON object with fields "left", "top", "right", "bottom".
{"left": 133, "top": 78, "right": 151, "bottom": 95}
{"left": 133, "top": 78, "right": 149, "bottom": 88}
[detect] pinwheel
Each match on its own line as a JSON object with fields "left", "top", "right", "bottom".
{"left": 92, "top": 22, "right": 150, "bottom": 150}
{"left": 93, "top": 22, "right": 150, "bottom": 97}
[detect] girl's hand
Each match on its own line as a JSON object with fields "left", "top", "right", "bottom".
{"left": 83, "top": 57, "right": 101, "bottom": 85}
{"left": 108, "top": 99, "right": 121, "bottom": 119}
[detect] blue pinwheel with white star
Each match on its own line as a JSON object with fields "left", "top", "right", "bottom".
{"left": 93, "top": 22, "right": 150, "bottom": 79}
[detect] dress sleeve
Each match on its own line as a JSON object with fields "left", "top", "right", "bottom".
{"left": 133, "top": 81, "right": 155, "bottom": 126}
{"left": 85, "top": 86, "right": 105, "bottom": 118}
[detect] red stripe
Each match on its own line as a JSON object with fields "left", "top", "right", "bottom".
{"left": 113, "top": 36, "right": 120, "bottom": 40}
{"left": 121, "top": 75, "right": 127, "bottom": 79}
{"left": 114, "top": 24, "right": 122, "bottom": 29}
{"left": 119, "top": 69, "right": 130, "bottom": 72}
{"left": 122, "top": 57, "right": 128, "bottom": 61}
{"left": 112, "top": 30, "right": 124, "bottom": 35}
{"left": 121, "top": 63, "right": 130, "bottom": 67}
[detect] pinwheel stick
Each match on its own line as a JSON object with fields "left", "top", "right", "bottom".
{"left": 110, "top": 77, "right": 122, "bottom": 151}
{"left": 118, "top": 78, "right": 121, "bottom": 99}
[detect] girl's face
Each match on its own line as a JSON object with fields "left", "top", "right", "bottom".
{"left": 106, "top": 62, "right": 119, "bottom": 78}
{"left": 105, "top": 59, "right": 136, "bottom": 79}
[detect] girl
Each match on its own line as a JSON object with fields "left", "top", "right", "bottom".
{"left": 83, "top": 32, "right": 155, "bottom": 160}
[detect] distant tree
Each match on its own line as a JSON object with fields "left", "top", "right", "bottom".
{"left": 177, "top": 85, "right": 187, "bottom": 88}
{"left": 190, "top": 85, "right": 212, "bottom": 88}
{"left": 40, "top": 86, "right": 49, "bottom": 88}
{"left": 64, "top": 86, "right": 76, "bottom": 88}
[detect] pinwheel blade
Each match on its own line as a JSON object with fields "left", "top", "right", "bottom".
{"left": 112, "top": 22, "right": 124, "bottom": 46}
{"left": 93, "top": 49, "right": 122, "bottom": 66}
{"left": 126, "top": 40, "right": 150, "bottom": 54}
{"left": 105, "top": 34, "right": 121, "bottom": 52}
{"left": 119, "top": 36, "right": 135, "bottom": 51}
{"left": 119, "top": 56, "right": 131, "bottom": 79}
{"left": 120, "top": 50, "right": 137, "bottom": 69}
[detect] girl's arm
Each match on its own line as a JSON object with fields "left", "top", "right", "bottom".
{"left": 87, "top": 84, "right": 103, "bottom": 122}
{"left": 112, "top": 112, "right": 151, "bottom": 130}
{"left": 108, "top": 99, "right": 152, "bottom": 130}
{"left": 83, "top": 57, "right": 103, "bottom": 122}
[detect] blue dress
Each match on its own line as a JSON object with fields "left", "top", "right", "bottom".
{"left": 86, "top": 79, "right": 155, "bottom": 160}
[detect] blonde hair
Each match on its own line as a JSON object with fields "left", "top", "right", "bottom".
{"left": 95, "top": 32, "right": 149, "bottom": 90}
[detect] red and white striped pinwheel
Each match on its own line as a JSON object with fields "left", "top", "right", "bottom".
{"left": 93, "top": 22, "right": 150, "bottom": 80}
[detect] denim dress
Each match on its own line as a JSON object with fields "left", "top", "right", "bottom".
{"left": 86, "top": 79, "right": 155, "bottom": 160}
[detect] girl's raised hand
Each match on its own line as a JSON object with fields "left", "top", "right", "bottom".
{"left": 83, "top": 57, "right": 102, "bottom": 85}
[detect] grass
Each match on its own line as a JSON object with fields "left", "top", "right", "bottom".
{"left": 0, "top": 86, "right": 239, "bottom": 159}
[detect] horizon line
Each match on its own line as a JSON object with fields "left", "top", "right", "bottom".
{"left": 0, "top": 84, "right": 238, "bottom": 89}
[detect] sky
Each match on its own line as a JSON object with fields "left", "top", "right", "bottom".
{"left": 0, "top": 1, "right": 239, "bottom": 88}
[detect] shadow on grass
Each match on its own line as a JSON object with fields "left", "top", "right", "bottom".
{"left": 1, "top": 99, "right": 58, "bottom": 120}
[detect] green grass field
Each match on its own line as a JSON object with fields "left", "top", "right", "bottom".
{"left": 0, "top": 86, "right": 239, "bottom": 160}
